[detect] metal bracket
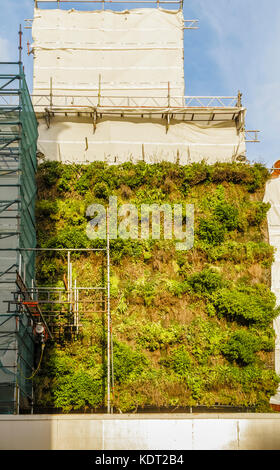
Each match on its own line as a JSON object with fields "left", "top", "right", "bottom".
{"left": 24, "top": 19, "right": 33, "bottom": 30}
{"left": 245, "top": 130, "right": 260, "bottom": 143}
{"left": 165, "top": 112, "right": 171, "bottom": 133}
{"left": 44, "top": 108, "right": 51, "bottom": 129}
{"left": 93, "top": 109, "right": 98, "bottom": 134}
{"left": 184, "top": 20, "right": 199, "bottom": 30}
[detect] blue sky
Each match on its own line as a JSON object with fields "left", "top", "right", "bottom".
{"left": 0, "top": 0, "right": 279, "bottom": 166}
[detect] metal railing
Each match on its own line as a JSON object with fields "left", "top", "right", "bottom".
{"left": 34, "top": 0, "right": 184, "bottom": 10}
{"left": 30, "top": 93, "right": 241, "bottom": 111}
{"left": 25, "top": 16, "right": 198, "bottom": 30}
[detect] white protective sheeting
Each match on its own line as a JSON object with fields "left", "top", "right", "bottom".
{"left": 264, "top": 178, "right": 280, "bottom": 404}
{"left": 32, "top": 7, "right": 246, "bottom": 163}
{"left": 37, "top": 117, "right": 246, "bottom": 164}
{"left": 32, "top": 8, "right": 185, "bottom": 97}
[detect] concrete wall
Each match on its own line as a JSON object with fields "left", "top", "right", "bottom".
{"left": 1, "top": 413, "right": 280, "bottom": 450}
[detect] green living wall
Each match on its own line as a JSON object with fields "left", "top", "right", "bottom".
{"left": 34, "top": 160, "right": 280, "bottom": 412}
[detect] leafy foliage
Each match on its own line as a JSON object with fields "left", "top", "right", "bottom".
{"left": 214, "top": 201, "right": 239, "bottom": 231}
{"left": 209, "top": 284, "right": 279, "bottom": 326}
{"left": 34, "top": 160, "right": 278, "bottom": 412}
{"left": 163, "top": 345, "right": 192, "bottom": 375}
{"left": 137, "top": 322, "right": 185, "bottom": 351}
{"left": 187, "top": 268, "right": 225, "bottom": 294}
{"left": 112, "top": 340, "right": 149, "bottom": 383}
{"left": 198, "top": 218, "right": 226, "bottom": 245}
{"left": 222, "top": 329, "right": 274, "bottom": 365}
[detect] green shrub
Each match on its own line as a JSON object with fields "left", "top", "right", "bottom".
{"left": 93, "top": 181, "right": 110, "bottom": 200}
{"left": 165, "top": 279, "right": 189, "bottom": 297}
{"left": 36, "top": 200, "right": 59, "bottom": 218}
{"left": 197, "top": 218, "right": 226, "bottom": 245}
{"left": 246, "top": 164, "right": 270, "bottom": 193}
{"left": 180, "top": 162, "right": 210, "bottom": 193}
{"left": 112, "top": 341, "right": 149, "bottom": 384}
{"left": 200, "top": 184, "right": 225, "bottom": 211}
{"left": 109, "top": 238, "right": 144, "bottom": 264}
{"left": 36, "top": 258, "right": 63, "bottom": 283}
{"left": 35, "top": 347, "right": 104, "bottom": 411}
{"left": 57, "top": 164, "right": 79, "bottom": 193}
{"left": 116, "top": 162, "right": 148, "bottom": 189}
{"left": 210, "top": 284, "right": 279, "bottom": 326}
{"left": 38, "top": 161, "right": 63, "bottom": 187}
{"left": 209, "top": 162, "right": 269, "bottom": 192}
{"left": 209, "top": 162, "right": 249, "bottom": 184}
{"left": 222, "top": 330, "right": 265, "bottom": 365}
{"left": 52, "top": 370, "right": 104, "bottom": 411}
{"left": 137, "top": 322, "right": 185, "bottom": 351}
{"left": 55, "top": 200, "right": 86, "bottom": 225}
{"left": 214, "top": 201, "right": 239, "bottom": 231}
{"left": 134, "top": 187, "right": 166, "bottom": 204}
{"left": 218, "top": 364, "right": 279, "bottom": 398}
{"left": 205, "top": 241, "right": 274, "bottom": 266}
{"left": 165, "top": 346, "right": 192, "bottom": 376}
{"left": 43, "top": 227, "right": 91, "bottom": 249}
{"left": 187, "top": 268, "right": 225, "bottom": 294}
{"left": 74, "top": 165, "right": 101, "bottom": 195}
{"left": 186, "top": 318, "right": 225, "bottom": 365}
{"left": 128, "top": 278, "right": 157, "bottom": 306}
{"left": 251, "top": 327, "right": 276, "bottom": 351}
{"left": 74, "top": 174, "right": 91, "bottom": 195}
{"left": 246, "top": 202, "right": 270, "bottom": 226}
{"left": 199, "top": 363, "right": 279, "bottom": 403}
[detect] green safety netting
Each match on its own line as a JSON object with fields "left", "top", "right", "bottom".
{"left": 0, "top": 62, "right": 38, "bottom": 413}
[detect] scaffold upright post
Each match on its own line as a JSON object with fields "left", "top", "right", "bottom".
{"left": 18, "top": 25, "right": 22, "bottom": 63}
{"left": 106, "top": 207, "right": 111, "bottom": 413}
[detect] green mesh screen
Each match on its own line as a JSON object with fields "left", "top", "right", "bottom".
{"left": 0, "top": 62, "right": 38, "bottom": 413}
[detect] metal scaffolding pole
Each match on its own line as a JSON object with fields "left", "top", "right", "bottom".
{"left": 0, "top": 58, "right": 38, "bottom": 414}
{"left": 4, "top": 245, "right": 112, "bottom": 408}
{"left": 106, "top": 207, "right": 111, "bottom": 414}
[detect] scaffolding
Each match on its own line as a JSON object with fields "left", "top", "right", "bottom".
{"left": 26, "top": 1, "right": 260, "bottom": 165}
{"left": 33, "top": 0, "right": 185, "bottom": 10}
{"left": 30, "top": 88, "right": 259, "bottom": 142}
{"left": 0, "top": 58, "right": 39, "bottom": 413}
{"left": 0, "top": 238, "right": 113, "bottom": 413}
{"left": 12, "top": 209, "right": 113, "bottom": 413}
{"left": 26, "top": 1, "right": 258, "bottom": 142}
{"left": 0, "top": 56, "right": 113, "bottom": 414}
{"left": 22, "top": 248, "right": 110, "bottom": 338}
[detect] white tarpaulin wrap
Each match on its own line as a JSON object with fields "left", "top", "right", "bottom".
{"left": 37, "top": 117, "right": 246, "bottom": 164}
{"left": 32, "top": 8, "right": 185, "bottom": 96}
{"left": 32, "top": 8, "right": 246, "bottom": 163}
{"left": 264, "top": 178, "right": 280, "bottom": 404}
